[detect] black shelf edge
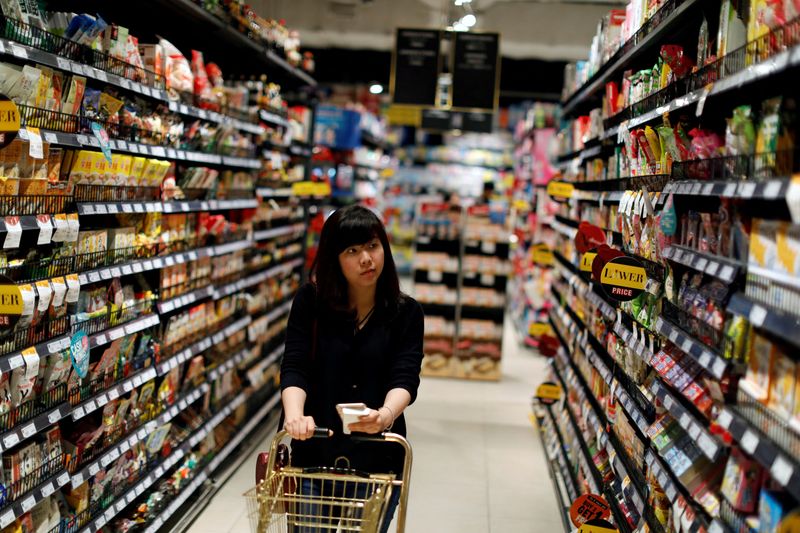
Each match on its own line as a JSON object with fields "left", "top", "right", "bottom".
{"left": 728, "top": 293, "right": 800, "bottom": 351}
{"left": 662, "top": 246, "right": 743, "bottom": 284}
{"left": 88, "top": 313, "right": 160, "bottom": 350}
{"left": 0, "top": 401, "right": 71, "bottom": 453}
{"left": 71, "top": 367, "right": 158, "bottom": 421}
{"left": 156, "top": 316, "right": 252, "bottom": 376}
{"left": 716, "top": 406, "right": 800, "bottom": 501}
{"left": 654, "top": 316, "right": 730, "bottom": 380}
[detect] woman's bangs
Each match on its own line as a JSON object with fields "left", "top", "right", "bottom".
{"left": 333, "top": 212, "right": 382, "bottom": 253}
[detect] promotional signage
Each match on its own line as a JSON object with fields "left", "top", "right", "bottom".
{"left": 579, "top": 519, "right": 618, "bottom": 533}
{"left": 0, "top": 276, "right": 23, "bottom": 330}
{"left": 535, "top": 381, "right": 562, "bottom": 405}
{"left": 580, "top": 252, "right": 597, "bottom": 272}
{"left": 600, "top": 256, "right": 648, "bottom": 301}
{"left": 420, "top": 109, "right": 493, "bottom": 133}
{"left": 391, "top": 29, "right": 441, "bottom": 107}
{"left": 546, "top": 181, "right": 574, "bottom": 201}
{"left": 531, "top": 243, "right": 554, "bottom": 267}
{"left": 451, "top": 32, "right": 500, "bottom": 110}
{"left": 528, "top": 322, "right": 553, "bottom": 337}
{"left": 570, "top": 494, "right": 611, "bottom": 527}
{"left": 0, "top": 95, "right": 20, "bottom": 148}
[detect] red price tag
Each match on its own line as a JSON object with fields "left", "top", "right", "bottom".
{"left": 570, "top": 494, "right": 611, "bottom": 527}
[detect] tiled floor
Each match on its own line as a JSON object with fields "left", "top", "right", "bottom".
{"left": 187, "top": 319, "right": 560, "bottom": 533}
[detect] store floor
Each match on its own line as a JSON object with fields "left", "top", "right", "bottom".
{"left": 187, "top": 319, "right": 560, "bottom": 533}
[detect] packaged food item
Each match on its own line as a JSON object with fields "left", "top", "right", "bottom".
{"left": 744, "top": 332, "right": 775, "bottom": 401}
{"left": 160, "top": 37, "right": 193, "bottom": 94}
{"left": 725, "top": 105, "right": 756, "bottom": 156}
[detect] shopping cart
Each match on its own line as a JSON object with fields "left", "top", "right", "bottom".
{"left": 245, "top": 428, "right": 412, "bottom": 533}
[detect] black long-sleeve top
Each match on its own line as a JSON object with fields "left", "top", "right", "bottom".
{"left": 280, "top": 283, "right": 424, "bottom": 475}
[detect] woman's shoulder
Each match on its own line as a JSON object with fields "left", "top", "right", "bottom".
{"left": 396, "top": 293, "right": 424, "bottom": 321}
{"left": 292, "top": 282, "right": 317, "bottom": 311}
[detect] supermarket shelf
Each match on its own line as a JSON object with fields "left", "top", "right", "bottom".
{"left": 158, "top": 285, "right": 216, "bottom": 314}
{"left": 144, "top": 390, "right": 282, "bottom": 533}
{"left": 16, "top": 128, "right": 261, "bottom": 170}
{"left": 156, "top": 316, "right": 252, "bottom": 376}
{"left": 533, "top": 407, "right": 574, "bottom": 533}
{"left": 716, "top": 407, "right": 800, "bottom": 501}
{"left": 207, "top": 347, "right": 250, "bottom": 382}
{"left": 256, "top": 187, "right": 294, "bottom": 199}
{"left": 78, "top": 243, "right": 219, "bottom": 285}
{"left": 213, "top": 258, "right": 303, "bottom": 300}
{"left": 541, "top": 404, "right": 579, "bottom": 503}
{"left": 253, "top": 223, "right": 306, "bottom": 242}
{"left": 573, "top": 190, "right": 625, "bottom": 203}
{"left": 0, "top": 402, "right": 71, "bottom": 453}
{"left": 157, "top": 384, "right": 210, "bottom": 427}
{"left": 663, "top": 178, "right": 790, "bottom": 200}
{"left": 661, "top": 245, "right": 743, "bottom": 284}
{"left": 626, "top": 42, "right": 800, "bottom": 131}
{"left": 604, "top": 439, "right": 647, "bottom": 518}
{"left": 71, "top": 367, "right": 159, "bottom": 421}
{"left": 654, "top": 316, "right": 730, "bottom": 380}
{"left": 247, "top": 346, "right": 285, "bottom": 377}
{"left": 264, "top": 300, "right": 293, "bottom": 323}
{"left": 561, "top": 0, "right": 702, "bottom": 116}
{"left": 0, "top": 335, "right": 70, "bottom": 375}
{"left": 89, "top": 314, "right": 160, "bottom": 349}
{"left": 709, "top": 520, "right": 732, "bottom": 533}
{"left": 0, "top": 37, "right": 265, "bottom": 136}
{"left": 70, "top": 420, "right": 158, "bottom": 488}
{"left": 78, "top": 199, "right": 259, "bottom": 216}
{"left": 645, "top": 451, "right": 710, "bottom": 532}
{"left": 259, "top": 109, "right": 291, "bottom": 129}
{"left": 727, "top": 293, "right": 800, "bottom": 350}
{"left": 649, "top": 380, "right": 723, "bottom": 461}
{"left": 0, "top": 469, "right": 71, "bottom": 529}
{"left": 555, "top": 142, "right": 602, "bottom": 165}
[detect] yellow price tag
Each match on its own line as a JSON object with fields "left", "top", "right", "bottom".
{"left": 528, "top": 322, "right": 553, "bottom": 337}
{"left": 546, "top": 181, "right": 574, "bottom": 200}
{"left": 580, "top": 252, "right": 597, "bottom": 272}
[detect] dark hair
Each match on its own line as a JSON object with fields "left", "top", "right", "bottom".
{"left": 312, "top": 205, "right": 401, "bottom": 315}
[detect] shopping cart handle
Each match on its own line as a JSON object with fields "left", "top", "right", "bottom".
{"left": 313, "top": 427, "right": 333, "bottom": 438}
{"left": 349, "top": 432, "right": 389, "bottom": 442}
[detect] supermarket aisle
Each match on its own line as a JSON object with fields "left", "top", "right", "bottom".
{"left": 187, "top": 319, "right": 560, "bottom": 533}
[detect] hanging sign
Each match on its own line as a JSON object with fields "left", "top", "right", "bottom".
{"left": 579, "top": 519, "right": 618, "bottom": 533}
{"left": 535, "top": 381, "right": 562, "bottom": 405}
{"left": 575, "top": 222, "right": 606, "bottom": 254}
{"left": 600, "top": 256, "right": 648, "bottom": 301}
{"left": 0, "top": 275, "right": 23, "bottom": 330}
{"left": 451, "top": 32, "right": 500, "bottom": 110}
{"left": 0, "top": 95, "right": 20, "bottom": 148}
{"left": 531, "top": 243, "right": 554, "bottom": 267}
{"left": 546, "top": 181, "right": 574, "bottom": 202}
{"left": 580, "top": 252, "right": 598, "bottom": 272}
{"left": 570, "top": 494, "right": 612, "bottom": 527}
{"left": 391, "top": 29, "right": 442, "bottom": 107}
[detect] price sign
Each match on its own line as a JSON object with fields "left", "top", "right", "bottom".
{"left": 535, "top": 381, "right": 562, "bottom": 405}
{"left": 570, "top": 494, "right": 612, "bottom": 527}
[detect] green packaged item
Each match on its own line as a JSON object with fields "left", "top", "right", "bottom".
{"left": 725, "top": 105, "right": 755, "bottom": 156}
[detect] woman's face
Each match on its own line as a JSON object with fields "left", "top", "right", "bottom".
{"left": 338, "top": 237, "right": 384, "bottom": 290}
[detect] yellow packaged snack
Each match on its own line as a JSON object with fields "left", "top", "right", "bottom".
{"left": 130, "top": 157, "right": 147, "bottom": 186}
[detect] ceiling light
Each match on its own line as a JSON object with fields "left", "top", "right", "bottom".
{"left": 453, "top": 21, "right": 468, "bottom": 31}
{"left": 454, "top": 0, "right": 471, "bottom": 4}
{"left": 462, "top": 13, "right": 476, "bottom": 27}
{"left": 369, "top": 83, "right": 383, "bottom": 94}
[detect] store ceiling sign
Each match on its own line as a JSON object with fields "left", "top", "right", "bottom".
{"left": 546, "top": 181, "right": 574, "bottom": 202}
{"left": 0, "top": 95, "right": 20, "bottom": 149}
{"left": 570, "top": 494, "right": 611, "bottom": 527}
{"left": 600, "top": 256, "right": 647, "bottom": 301}
{"left": 391, "top": 29, "right": 442, "bottom": 107}
{"left": 451, "top": 32, "right": 500, "bottom": 111}
{"left": 535, "top": 381, "right": 561, "bottom": 405}
{"left": 420, "top": 109, "right": 493, "bottom": 133}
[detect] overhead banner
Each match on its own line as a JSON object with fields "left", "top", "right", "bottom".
{"left": 391, "top": 29, "right": 441, "bottom": 107}
{"left": 451, "top": 32, "right": 500, "bottom": 111}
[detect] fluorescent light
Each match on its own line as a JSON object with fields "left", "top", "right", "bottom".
{"left": 462, "top": 13, "right": 476, "bottom": 27}
{"left": 455, "top": 0, "right": 471, "bottom": 4}
{"left": 453, "top": 21, "right": 468, "bottom": 31}
{"left": 369, "top": 83, "right": 383, "bottom": 94}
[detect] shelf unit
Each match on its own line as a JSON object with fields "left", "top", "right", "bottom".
{"left": 0, "top": 4, "right": 318, "bottom": 532}
{"left": 529, "top": 2, "right": 800, "bottom": 530}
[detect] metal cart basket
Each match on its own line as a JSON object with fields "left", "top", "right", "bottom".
{"left": 245, "top": 429, "right": 412, "bottom": 533}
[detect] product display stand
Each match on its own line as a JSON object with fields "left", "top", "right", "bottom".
{"left": 0, "top": 4, "right": 320, "bottom": 532}
{"left": 416, "top": 203, "right": 509, "bottom": 381}
{"left": 531, "top": 1, "right": 800, "bottom": 531}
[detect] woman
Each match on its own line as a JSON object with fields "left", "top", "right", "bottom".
{"left": 280, "top": 204, "right": 424, "bottom": 532}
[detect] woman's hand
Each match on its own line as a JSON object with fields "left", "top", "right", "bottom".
{"left": 348, "top": 409, "right": 390, "bottom": 434}
{"left": 284, "top": 415, "right": 316, "bottom": 440}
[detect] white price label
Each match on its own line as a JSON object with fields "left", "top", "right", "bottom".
{"left": 21, "top": 424, "right": 36, "bottom": 439}
{"left": 41, "top": 482, "right": 54, "bottom": 498}
{"left": 771, "top": 456, "right": 794, "bottom": 487}
{"left": 3, "top": 432, "right": 20, "bottom": 448}
{"left": 3, "top": 217, "right": 22, "bottom": 249}
{"left": 121, "top": 265, "right": 133, "bottom": 275}
{"left": 10, "top": 43, "right": 27, "bottom": 58}
{"left": 73, "top": 406, "right": 84, "bottom": 419}
{"left": 723, "top": 183, "right": 737, "bottom": 197}
{"left": 88, "top": 463, "right": 100, "bottom": 476}
{"left": 739, "top": 182, "right": 757, "bottom": 198}
{"left": 132, "top": 262, "right": 143, "bottom": 273}
{"left": 20, "top": 495, "right": 36, "bottom": 512}
{"left": 749, "top": 304, "right": 767, "bottom": 327}
{"left": 48, "top": 410, "right": 61, "bottom": 424}
{"left": 741, "top": 430, "right": 759, "bottom": 455}
{"left": 717, "top": 410, "right": 733, "bottom": 429}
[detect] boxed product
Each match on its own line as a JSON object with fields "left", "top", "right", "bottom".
{"left": 106, "top": 227, "right": 136, "bottom": 251}
{"left": 76, "top": 230, "right": 108, "bottom": 258}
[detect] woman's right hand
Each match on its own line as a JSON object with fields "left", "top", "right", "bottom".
{"left": 284, "top": 415, "right": 316, "bottom": 440}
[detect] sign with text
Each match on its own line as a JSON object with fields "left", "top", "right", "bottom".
{"left": 420, "top": 109, "right": 493, "bottom": 133}
{"left": 535, "top": 382, "right": 562, "bottom": 405}
{"left": 600, "top": 256, "right": 647, "bottom": 301}
{"left": 392, "top": 29, "right": 441, "bottom": 107}
{"left": 0, "top": 95, "right": 20, "bottom": 148}
{"left": 451, "top": 32, "right": 500, "bottom": 110}
{"left": 570, "top": 494, "right": 611, "bottom": 527}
